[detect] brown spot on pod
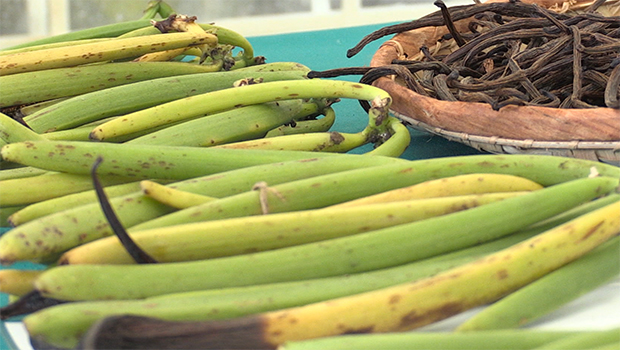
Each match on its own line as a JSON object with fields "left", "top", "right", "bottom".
{"left": 399, "top": 302, "right": 464, "bottom": 328}
{"left": 580, "top": 221, "right": 605, "bottom": 242}
{"left": 389, "top": 294, "right": 402, "bottom": 304}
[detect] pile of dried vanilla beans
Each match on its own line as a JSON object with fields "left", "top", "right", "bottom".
{"left": 311, "top": 0, "right": 620, "bottom": 110}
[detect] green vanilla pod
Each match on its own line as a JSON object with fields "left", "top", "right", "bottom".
{"left": 32, "top": 176, "right": 618, "bottom": 301}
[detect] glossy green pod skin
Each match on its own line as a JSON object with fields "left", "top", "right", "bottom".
{"left": 32, "top": 176, "right": 619, "bottom": 301}
{"left": 0, "top": 156, "right": 402, "bottom": 263}
{"left": 25, "top": 63, "right": 310, "bottom": 133}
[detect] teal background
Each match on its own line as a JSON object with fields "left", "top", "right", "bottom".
{"left": 0, "top": 23, "right": 481, "bottom": 349}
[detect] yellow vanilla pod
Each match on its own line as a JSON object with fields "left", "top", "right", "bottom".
{"left": 182, "top": 198, "right": 620, "bottom": 349}
{"left": 58, "top": 192, "right": 525, "bottom": 265}
{"left": 25, "top": 229, "right": 544, "bottom": 350}
{"left": 0, "top": 205, "right": 24, "bottom": 226}
{"left": 0, "top": 31, "right": 218, "bottom": 76}
{"left": 456, "top": 235, "right": 620, "bottom": 331}
{"left": 140, "top": 180, "right": 216, "bottom": 209}
{"left": 0, "top": 38, "right": 115, "bottom": 57}
{"left": 0, "top": 269, "right": 44, "bottom": 296}
{"left": 89, "top": 80, "right": 392, "bottom": 141}
{"left": 132, "top": 46, "right": 203, "bottom": 62}
{"left": 214, "top": 131, "right": 369, "bottom": 153}
{"left": 331, "top": 173, "right": 543, "bottom": 207}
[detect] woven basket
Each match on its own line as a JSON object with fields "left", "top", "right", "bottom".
{"left": 370, "top": 0, "right": 620, "bottom": 164}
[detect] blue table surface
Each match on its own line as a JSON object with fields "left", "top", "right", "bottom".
{"left": 0, "top": 22, "right": 483, "bottom": 349}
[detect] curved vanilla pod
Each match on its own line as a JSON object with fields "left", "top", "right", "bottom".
{"left": 116, "top": 22, "right": 257, "bottom": 67}
{"left": 79, "top": 197, "right": 620, "bottom": 349}
{"left": 32, "top": 176, "right": 618, "bottom": 301}
{"left": 0, "top": 112, "right": 46, "bottom": 143}
{"left": 88, "top": 79, "right": 392, "bottom": 141}
{"left": 331, "top": 173, "right": 543, "bottom": 208}
{"left": 139, "top": 180, "right": 216, "bottom": 209}
{"left": 200, "top": 24, "right": 256, "bottom": 67}
{"left": 0, "top": 61, "right": 241, "bottom": 108}
{"left": 8, "top": 181, "right": 143, "bottom": 226}
{"left": 277, "top": 330, "right": 586, "bottom": 350}
{"left": 59, "top": 192, "right": 525, "bottom": 265}
{"left": 0, "top": 172, "right": 136, "bottom": 207}
{"left": 0, "top": 156, "right": 402, "bottom": 263}
{"left": 365, "top": 117, "right": 411, "bottom": 157}
{"left": 211, "top": 99, "right": 384, "bottom": 152}
{"left": 24, "top": 64, "right": 310, "bottom": 133}
{"left": 0, "top": 205, "right": 24, "bottom": 227}
{"left": 265, "top": 108, "right": 336, "bottom": 137}
{"left": 456, "top": 235, "right": 620, "bottom": 331}
{"left": 126, "top": 99, "right": 315, "bottom": 146}
{"left": 24, "top": 228, "right": 548, "bottom": 350}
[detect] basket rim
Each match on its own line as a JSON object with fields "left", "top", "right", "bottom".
{"left": 393, "top": 110, "right": 620, "bottom": 164}
{"left": 393, "top": 110, "right": 620, "bottom": 151}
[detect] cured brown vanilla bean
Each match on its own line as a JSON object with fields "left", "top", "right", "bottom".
{"left": 507, "top": 58, "right": 542, "bottom": 99}
{"left": 346, "top": 1, "right": 569, "bottom": 58}
{"left": 443, "top": 18, "right": 560, "bottom": 65}
{"left": 0, "top": 290, "right": 65, "bottom": 320}
{"left": 307, "top": 67, "right": 372, "bottom": 79}
{"left": 605, "top": 63, "right": 620, "bottom": 108}
{"left": 534, "top": 4, "right": 571, "bottom": 34}
{"left": 570, "top": 26, "right": 584, "bottom": 103}
{"left": 457, "top": 91, "right": 497, "bottom": 104}
{"left": 586, "top": 0, "right": 608, "bottom": 12}
{"left": 432, "top": 74, "right": 458, "bottom": 101}
{"left": 343, "top": 1, "right": 616, "bottom": 110}
{"left": 435, "top": 0, "right": 467, "bottom": 46}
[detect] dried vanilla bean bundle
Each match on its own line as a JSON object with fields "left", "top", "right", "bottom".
{"left": 331, "top": 0, "right": 620, "bottom": 109}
